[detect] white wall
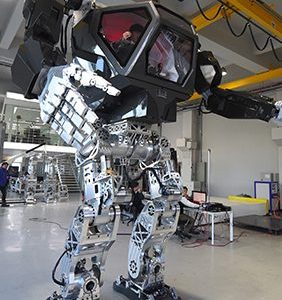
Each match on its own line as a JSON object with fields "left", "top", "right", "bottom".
{"left": 202, "top": 114, "right": 278, "bottom": 197}
{"left": 156, "top": 100, "right": 279, "bottom": 198}
{"left": 162, "top": 110, "right": 192, "bottom": 148}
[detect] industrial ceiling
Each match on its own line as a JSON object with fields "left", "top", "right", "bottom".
{"left": 0, "top": 0, "right": 281, "bottom": 104}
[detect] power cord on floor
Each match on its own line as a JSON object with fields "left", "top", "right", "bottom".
{"left": 181, "top": 229, "right": 248, "bottom": 248}
{"left": 29, "top": 217, "right": 68, "bottom": 231}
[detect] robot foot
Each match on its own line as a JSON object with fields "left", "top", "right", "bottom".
{"left": 113, "top": 276, "right": 181, "bottom": 300}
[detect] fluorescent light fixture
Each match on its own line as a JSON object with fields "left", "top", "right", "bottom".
{"left": 221, "top": 67, "right": 227, "bottom": 76}
{"left": 6, "top": 92, "right": 39, "bottom": 103}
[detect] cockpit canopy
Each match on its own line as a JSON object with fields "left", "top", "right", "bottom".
{"left": 72, "top": 1, "right": 198, "bottom": 123}
{"left": 97, "top": 3, "right": 197, "bottom": 89}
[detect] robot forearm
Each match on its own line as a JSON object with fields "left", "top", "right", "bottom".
{"left": 203, "top": 87, "right": 279, "bottom": 122}
{"left": 196, "top": 51, "right": 279, "bottom": 123}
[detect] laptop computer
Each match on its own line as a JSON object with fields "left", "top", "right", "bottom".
{"left": 192, "top": 191, "right": 207, "bottom": 204}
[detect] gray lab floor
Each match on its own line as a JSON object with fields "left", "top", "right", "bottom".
{"left": 0, "top": 194, "right": 282, "bottom": 300}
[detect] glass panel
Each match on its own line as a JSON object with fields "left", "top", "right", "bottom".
{"left": 99, "top": 8, "right": 151, "bottom": 66}
{"left": 3, "top": 104, "right": 68, "bottom": 146}
{"left": 147, "top": 28, "right": 193, "bottom": 84}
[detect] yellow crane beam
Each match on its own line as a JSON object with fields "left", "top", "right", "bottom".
{"left": 221, "top": 0, "right": 282, "bottom": 39}
{"left": 192, "top": 4, "right": 233, "bottom": 31}
{"left": 182, "top": 67, "right": 282, "bottom": 103}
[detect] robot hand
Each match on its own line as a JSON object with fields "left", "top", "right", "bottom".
{"left": 63, "top": 63, "right": 120, "bottom": 96}
{"left": 39, "top": 63, "right": 121, "bottom": 159}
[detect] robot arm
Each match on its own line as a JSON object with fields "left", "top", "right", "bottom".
{"left": 12, "top": 0, "right": 121, "bottom": 162}
{"left": 11, "top": 0, "right": 93, "bottom": 99}
{"left": 38, "top": 63, "right": 120, "bottom": 161}
{"left": 195, "top": 51, "right": 279, "bottom": 122}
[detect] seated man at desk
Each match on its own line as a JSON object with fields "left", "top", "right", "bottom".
{"left": 177, "top": 186, "right": 200, "bottom": 238}
{"left": 181, "top": 186, "right": 200, "bottom": 208}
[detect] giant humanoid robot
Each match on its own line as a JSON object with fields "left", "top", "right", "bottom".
{"left": 11, "top": 1, "right": 279, "bottom": 299}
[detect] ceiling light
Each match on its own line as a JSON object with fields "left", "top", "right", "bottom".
{"left": 222, "top": 67, "right": 227, "bottom": 76}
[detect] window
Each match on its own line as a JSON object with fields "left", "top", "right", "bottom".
{"left": 147, "top": 28, "right": 193, "bottom": 84}
{"left": 99, "top": 8, "right": 151, "bottom": 66}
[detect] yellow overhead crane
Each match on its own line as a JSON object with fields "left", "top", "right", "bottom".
{"left": 220, "top": 0, "right": 282, "bottom": 39}
{"left": 186, "top": 0, "right": 282, "bottom": 104}
{"left": 183, "top": 67, "right": 282, "bottom": 103}
{"left": 192, "top": 0, "right": 282, "bottom": 39}
{"left": 192, "top": 3, "right": 233, "bottom": 31}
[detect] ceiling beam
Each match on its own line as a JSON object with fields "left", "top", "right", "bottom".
{"left": 0, "top": 1, "right": 24, "bottom": 49}
{"left": 181, "top": 67, "right": 282, "bottom": 103}
{"left": 221, "top": 0, "right": 282, "bottom": 39}
{"left": 192, "top": 4, "right": 233, "bottom": 31}
{"left": 199, "top": 35, "right": 268, "bottom": 73}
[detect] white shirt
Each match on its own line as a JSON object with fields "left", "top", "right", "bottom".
{"left": 180, "top": 196, "right": 200, "bottom": 208}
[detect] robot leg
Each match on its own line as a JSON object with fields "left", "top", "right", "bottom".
{"left": 25, "top": 178, "right": 37, "bottom": 204}
{"left": 114, "top": 200, "right": 181, "bottom": 300}
{"left": 48, "top": 202, "right": 120, "bottom": 299}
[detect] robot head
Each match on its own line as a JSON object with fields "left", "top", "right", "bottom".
{"left": 72, "top": 1, "right": 199, "bottom": 123}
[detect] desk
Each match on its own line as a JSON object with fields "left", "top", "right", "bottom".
{"left": 203, "top": 210, "right": 233, "bottom": 245}
{"left": 184, "top": 207, "right": 233, "bottom": 245}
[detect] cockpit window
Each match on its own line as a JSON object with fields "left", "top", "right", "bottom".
{"left": 147, "top": 28, "right": 193, "bottom": 84}
{"left": 99, "top": 8, "right": 151, "bottom": 66}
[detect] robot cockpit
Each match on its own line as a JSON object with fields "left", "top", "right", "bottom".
{"left": 72, "top": 2, "right": 198, "bottom": 123}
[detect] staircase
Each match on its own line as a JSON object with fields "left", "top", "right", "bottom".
{"left": 57, "top": 154, "right": 81, "bottom": 193}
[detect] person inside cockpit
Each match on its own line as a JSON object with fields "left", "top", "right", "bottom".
{"left": 111, "top": 23, "right": 143, "bottom": 65}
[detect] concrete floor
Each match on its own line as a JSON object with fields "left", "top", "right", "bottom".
{"left": 0, "top": 195, "right": 282, "bottom": 300}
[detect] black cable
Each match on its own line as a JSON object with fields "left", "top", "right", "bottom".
{"left": 216, "top": 0, "right": 282, "bottom": 61}
{"left": 224, "top": 4, "right": 270, "bottom": 50}
{"left": 60, "top": 25, "right": 65, "bottom": 54}
{"left": 211, "top": 231, "right": 247, "bottom": 247}
{"left": 248, "top": 24, "right": 270, "bottom": 51}
{"left": 216, "top": 0, "right": 282, "bottom": 44}
{"left": 270, "top": 39, "right": 282, "bottom": 62}
{"left": 223, "top": 8, "right": 249, "bottom": 38}
{"left": 195, "top": 0, "right": 224, "bottom": 21}
{"left": 29, "top": 217, "right": 68, "bottom": 230}
{"left": 52, "top": 249, "right": 69, "bottom": 286}
{"left": 181, "top": 232, "right": 244, "bottom": 248}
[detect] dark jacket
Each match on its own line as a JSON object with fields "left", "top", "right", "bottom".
{"left": 0, "top": 167, "right": 9, "bottom": 187}
{"left": 131, "top": 191, "right": 145, "bottom": 218}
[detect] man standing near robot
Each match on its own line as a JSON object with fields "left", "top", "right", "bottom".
{"left": 0, "top": 162, "right": 10, "bottom": 207}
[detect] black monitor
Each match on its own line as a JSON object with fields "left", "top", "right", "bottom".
{"left": 192, "top": 191, "right": 207, "bottom": 204}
